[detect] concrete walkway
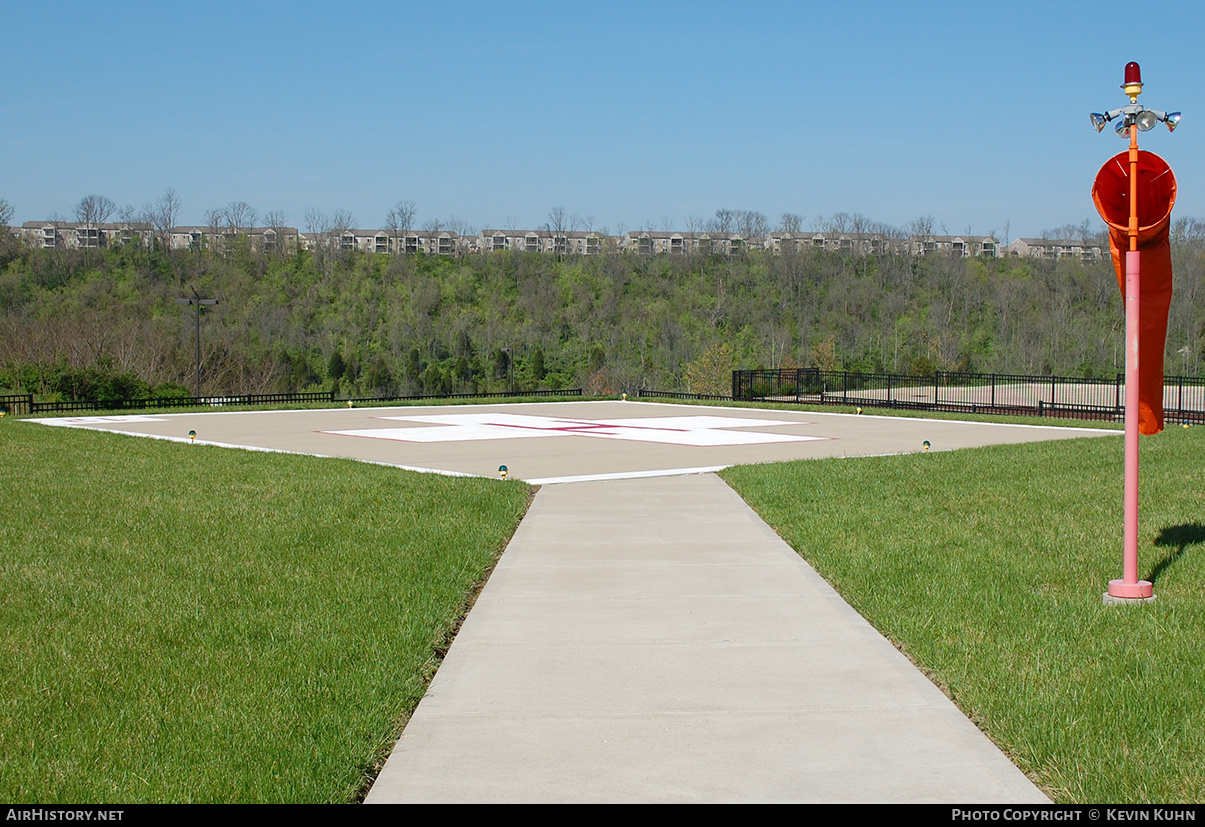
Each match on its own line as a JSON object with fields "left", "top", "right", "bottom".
{"left": 366, "top": 473, "right": 1048, "bottom": 803}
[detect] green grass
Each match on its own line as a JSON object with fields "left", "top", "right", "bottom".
{"left": 0, "top": 420, "right": 531, "bottom": 803}
{"left": 721, "top": 425, "right": 1205, "bottom": 803}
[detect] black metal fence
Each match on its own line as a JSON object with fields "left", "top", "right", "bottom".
{"left": 636, "top": 389, "right": 733, "bottom": 402}
{"left": 731, "top": 368, "right": 1205, "bottom": 425}
{"left": 13, "top": 388, "right": 583, "bottom": 416}
{"left": 26, "top": 390, "right": 340, "bottom": 415}
{"left": 363, "top": 388, "right": 581, "bottom": 405}
{"left": 0, "top": 394, "right": 33, "bottom": 415}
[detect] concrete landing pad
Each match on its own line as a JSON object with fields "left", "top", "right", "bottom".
{"left": 32, "top": 400, "right": 1117, "bottom": 484}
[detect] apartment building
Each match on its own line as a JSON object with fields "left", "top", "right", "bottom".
{"left": 1005, "top": 237, "right": 1105, "bottom": 262}
{"left": 911, "top": 235, "right": 1000, "bottom": 258}
{"left": 22, "top": 221, "right": 153, "bottom": 250}
{"left": 291, "top": 228, "right": 466, "bottom": 256}
{"left": 168, "top": 226, "right": 299, "bottom": 253}
{"left": 768, "top": 232, "right": 911, "bottom": 255}
{"left": 621, "top": 231, "right": 748, "bottom": 255}
{"left": 16, "top": 220, "right": 1019, "bottom": 261}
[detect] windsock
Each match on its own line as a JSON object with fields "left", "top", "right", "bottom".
{"left": 1092, "top": 149, "right": 1177, "bottom": 435}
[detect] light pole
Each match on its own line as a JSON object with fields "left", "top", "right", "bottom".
{"left": 502, "top": 347, "right": 514, "bottom": 395}
{"left": 177, "top": 288, "right": 219, "bottom": 399}
{"left": 1090, "top": 62, "right": 1179, "bottom": 603}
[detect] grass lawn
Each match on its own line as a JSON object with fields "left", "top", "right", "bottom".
{"left": 721, "top": 425, "right": 1205, "bottom": 803}
{"left": 0, "top": 419, "right": 531, "bottom": 803}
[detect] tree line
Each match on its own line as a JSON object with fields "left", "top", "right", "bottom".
{"left": 2, "top": 214, "right": 1203, "bottom": 403}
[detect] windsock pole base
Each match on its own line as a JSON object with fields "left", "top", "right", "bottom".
{"left": 1104, "top": 579, "right": 1154, "bottom": 603}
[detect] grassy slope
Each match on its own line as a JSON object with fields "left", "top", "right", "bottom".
{"left": 0, "top": 420, "right": 531, "bottom": 803}
{"left": 721, "top": 426, "right": 1205, "bottom": 802}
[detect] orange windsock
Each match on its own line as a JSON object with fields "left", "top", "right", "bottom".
{"left": 1092, "top": 150, "right": 1176, "bottom": 435}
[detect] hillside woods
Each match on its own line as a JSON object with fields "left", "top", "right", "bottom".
{"left": 2, "top": 228, "right": 1204, "bottom": 402}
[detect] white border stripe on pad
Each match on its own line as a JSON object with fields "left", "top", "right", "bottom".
{"left": 22, "top": 420, "right": 485, "bottom": 480}
{"left": 526, "top": 466, "right": 729, "bottom": 485}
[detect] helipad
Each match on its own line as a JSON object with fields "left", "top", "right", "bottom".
{"left": 33, "top": 399, "right": 1117, "bottom": 484}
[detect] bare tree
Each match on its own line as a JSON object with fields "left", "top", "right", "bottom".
{"left": 869, "top": 219, "right": 904, "bottom": 239}
{"left": 304, "top": 208, "right": 326, "bottom": 236}
{"left": 330, "top": 209, "right": 356, "bottom": 253}
{"left": 446, "top": 215, "right": 473, "bottom": 255}
{"left": 446, "top": 215, "right": 473, "bottom": 236}
{"left": 141, "top": 188, "right": 182, "bottom": 250}
{"left": 815, "top": 212, "right": 853, "bottom": 234}
{"left": 711, "top": 209, "right": 736, "bottom": 234}
{"left": 263, "top": 210, "right": 290, "bottom": 256}
{"left": 0, "top": 198, "right": 14, "bottom": 258}
{"left": 74, "top": 194, "right": 115, "bottom": 259}
{"left": 684, "top": 215, "right": 704, "bottom": 261}
{"left": 204, "top": 207, "right": 227, "bottom": 252}
{"left": 385, "top": 200, "right": 417, "bottom": 253}
{"left": 907, "top": 214, "right": 934, "bottom": 237}
{"left": 906, "top": 215, "right": 936, "bottom": 256}
{"left": 737, "top": 210, "right": 769, "bottom": 244}
{"left": 113, "top": 204, "right": 141, "bottom": 247}
{"left": 160, "top": 188, "right": 182, "bottom": 233}
{"left": 778, "top": 213, "right": 803, "bottom": 234}
{"left": 544, "top": 207, "right": 572, "bottom": 257}
{"left": 224, "top": 201, "right": 257, "bottom": 236}
{"left": 263, "top": 209, "right": 288, "bottom": 230}
{"left": 75, "top": 194, "right": 116, "bottom": 228}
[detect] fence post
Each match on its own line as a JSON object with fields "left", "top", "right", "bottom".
{"left": 934, "top": 371, "right": 940, "bottom": 405}
{"left": 991, "top": 374, "right": 996, "bottom": 408}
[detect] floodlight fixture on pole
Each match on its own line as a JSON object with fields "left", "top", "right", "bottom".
{"left": 177, "top": 288, "right": 219, "bottom": 399}
{"left": 1089, "top": 61, "right": 1179, "bottom": 603}
{"left": 502, "top": 347, "right": 514, "bottom": 395}
{"left": 1091, "top": 63, "right": 1180, "bottom": 136}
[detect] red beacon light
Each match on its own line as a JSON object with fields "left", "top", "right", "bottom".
{"left": 1123, "top": 61, "right": 1143, "bottom": 99}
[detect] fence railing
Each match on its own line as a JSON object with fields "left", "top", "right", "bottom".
{"left": 730, "top": 369, "right": 1205, "bottom": 425}
{"left": 13, "top": 388, "right": 582, "bottom": 416}
{"left": 0, "top": 394, "right": 34, "bottom": 416}
{"left": 636, "top": 389, "right": 733, "bottom": 402}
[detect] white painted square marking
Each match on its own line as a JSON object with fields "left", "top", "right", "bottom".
{"left": 323, "top": 413, "right": 823, "bottom": 447}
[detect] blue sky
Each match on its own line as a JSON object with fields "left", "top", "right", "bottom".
{"left": 3, "top": 0, "right": 1202, "bottom": 240}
